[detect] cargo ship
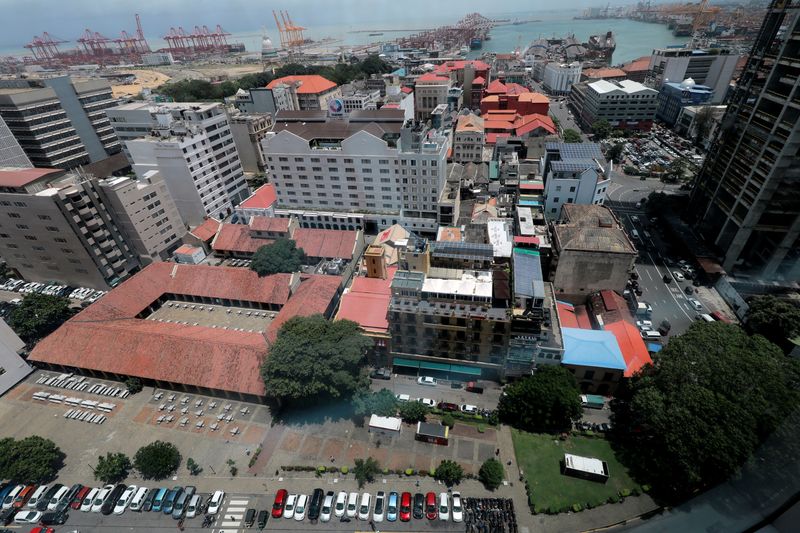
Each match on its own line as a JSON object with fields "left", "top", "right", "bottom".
{"left": 470, "top": 37, "right": 483, "bottom": 49}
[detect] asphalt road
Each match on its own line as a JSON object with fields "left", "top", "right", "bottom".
{"left": 371, "top": 374, "right": 501, "bottom": 411}
{"left": 549, "top": 99, "right": 583, "bottom": 136}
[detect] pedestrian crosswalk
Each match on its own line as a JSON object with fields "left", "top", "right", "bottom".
{"left": 214, "top": 498, "right": 249, "bottom": 533}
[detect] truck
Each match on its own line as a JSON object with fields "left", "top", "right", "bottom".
{"left": 580, "top": 394, "right": 605, "bottom": 409}
{"left": 465, "top": 382, "right": 484, "bottom": 393}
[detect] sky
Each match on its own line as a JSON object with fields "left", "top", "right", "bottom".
{"left": 0, "top": 0, "right": 642, "bottom": 51}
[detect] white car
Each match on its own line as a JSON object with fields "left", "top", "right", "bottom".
{"left": 358, "top": 492, "right": 372, "bottom": 521}
{"left": 207, "top": 490, "right": 224, "bottom": 515}
{"left": 417, "top": 376, "right": 437, "bottom": 386}
{"left": 284, "top": 494, "right": 297, "bottom": 519}
{"left": 672, "top": 271, "right": 685, "bottom": 281}
{"left": 27, "top": 485, "right": 49, "bottom": 509}
{"left": 91, "top": 485, "right": 113, "bottom": 513}
{"left": 373, "top": 491, "right": 385, "bottom": 523}
{"left": 2, "top": 484, "right": 23, "bottom": 509}
{"left": 438, "top": 492, "right": 450, "bottom": 521}
{"left": 418, "top": 398, "right": 436, "bottom": 408}
{"left": 346, "top": 492, "right": 358, "bottom": 518}
{"left": 320, "top": 492, "right": 334, "bottom": 522}
{"left": 47, "top": 485, "right": 70, "bottom": 511}
{"left": 113, "top": 485, "right": 137, "bottom": 515}
{"left": 461, "top": 404, "right": 478, "bottom": 414}
{"left": 395, "top": 393, "right": 410, "bottom": 402}
{"left": 14, "top": 510, "right": 43, "bottom": 524}
{"left": 80, "top": 488, "right": 98, "bottom": 512}
{"left": 185, "top": 494, "right": 201, "bottom": 518}
{"left": 294, "top": 494, "right": 308, "bottom": 521}
{"left": 451, "top": 492, "right": 463, "bottom": 522}
{"left": 334, "top": 491, "right": 347, "bottom": 517}
{"left": 128, "top": 487, "right": 149, "bottom": 512}
{"left": 689, "top": 298, "right": 703, "bottom": 311}
{"left": 636, "top": 320, "right": 653, "bottom": 329}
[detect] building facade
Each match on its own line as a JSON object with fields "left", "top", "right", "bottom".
{"left": 674, "top": 104, "right": 727, "bottom": 149}
{"left": 543, "top": 62, "right": 582, "bottom": 94}
{"left": 0, "top": 77, "right": 120, "bottom": 169}
{"left": 647, "top": 48, "right": 740, "bottom": 104}
{"left": 453, "top": 113, "right": 485, "bottom": 163}
{"left": 688, "top": 1, "right": 800, "bottom": 281}
{"left": 0, "top": 115, "right": 31, "bottom": 167}
{"left": 656, "top": 78, "right": 714, "bottom": 126}
{"left": 229, "top": 113, "right": 273, "bottom": 173}
{"left": 570, "top": 79, "right": 658, "bottom": 131}
{"left": 414, "top": 74, "right": 452, "bottom": 121}
{"left": 230, "top": 86, "right": 298, "bottom": 115}
{"left": 266, "top": 75, "right": 342, "bottom": 111}
{"left": 541, "top": 142, "right": 610, "bottom": 217}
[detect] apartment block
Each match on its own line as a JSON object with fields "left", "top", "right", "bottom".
{"left": 543, "top": 62, "right": 582, "bottom": 94}
{"left": 656, "top": 78, "right": 714, "bottom": 126}
{"left": 262, "top": 110, "right": 450, "bottom": 234}
{"left": 414, "top": 73, "right": 452, "bottom": 121}
{"left": 229, "top": 113, "right": 273, "bottom": 173}
{"left": 119, "top": 103, "right": 249, "bottom": 226}
{"left": 647, "top": 48, "right": 740, "bottom": 104}
{"left": 266, "top": 75, "right": 342, "bottom": 111}
{"left": 0, "top": 168, "right": 139, "bottom": 288}
{"left": 96, "top": 170, "right": 186, "bottom": 263}
{"left": 570, "top": 79, "right": 658, "bottom": 131}
{"left": 230, "top": 85, "right": 298, "bottom": 115}
{"left": 0, "top": 77, "right": 121, "bottom": 169}
{"left": 342, "top": 89, "right": 381, "bottom": 113}
{"left": 453, "top": 113, "right": 485, "bottom": 163}
{"left": 0, "top": 115, "right": 31, "bottom": 167}
{"left": 688, "top": 1, "right": 800, "bottom": 280}
{"left": 541, "top": 142, "right": 611, "bottom": 217}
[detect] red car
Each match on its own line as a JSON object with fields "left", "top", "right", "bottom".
{"left": 71, "top": 486, "right": 91, "bottom": 510}
{"left": 399, "top": 492, "right": 411, "bottom": 522}
{"left": 437, "top": 402, "right": 459, "bottom": 412}
{"left": 12, "top": 485, "right": 36, "bottom": 509}
{"left": 271, "top": 489, "right": 288, "bottom": 518}
{"left": 29, "top": 528, "right": 55, "bottom": 533}
{"left": 425, "top": 492, "right": 437, "bottom": 520}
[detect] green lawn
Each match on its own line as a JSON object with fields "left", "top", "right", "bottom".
{"left": 511, "top": 430, "right": 641, "bottom": 512}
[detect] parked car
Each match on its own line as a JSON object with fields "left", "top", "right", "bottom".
{"left": 70, "top": 486, "right": 90, "bottom": 510}
{"left": 13, "top": 510, "right": 42, "bottom": 524}
{"left": 439, "top": 492, "right": 450, "bottom": 521}
{"left": 272, "top": 489, "right": 288, "bottom": 518}
{"left": 345, "top": 492, "right": 357, "bottom": 519}
{"left": 451, "top": 492, "right": 463, "bottom": 522}
{"left": 128, "top": 487, "right": 149, "bottom": 512}
{"left": 80, "top": 488, "right": 98, "bottom": 512}
{"left": 387, "top": 491, "right": 398, "bottom": 522}
{"left": 185, "top": 494, "right": 202, "bottom": 519}
{"left": 160, "top": 487, "right": 181, "bottom": 515}
{"left": 308, "top": 488, "right": 323, "bottom": 521}
{"left": 245, "top": 508, "right": 256, "bottom": 527}
{"left": 294, "top": 494, "right": 308, "bottom": 521}
{"left": 689, "top": 298, "right": 703, "bottom": 311}
{"left": 39, "top": 511, "right": 68, "bottom": 526}
{"left": 207, "top": 490, "right": 224, "bottom": 515}
{"left": 395, "top": 393, "right": 410, "bottom": 402}
{"left": 13, "top": 485, "right": 37, "bottom": 509}
{"left": 672, "top": 271, "right": 685, "bottom": 282}
{"left": 257, "top": 509, "right": 269, "bottom": 529}
{"left": 684, "top": 285, "right": 694, "bottom": 295}
{"left": 465, "top": 382, "right": 484, "bottom": 393}
{"left": 284, "top": 494, "right": 297, "bottom": 520}
{"left": 320, "top": 491, "right": 334, "bottom": 522}
{"left": 27, "top": 485, "right": 49, "bottom": 510}
{"left": 663, "top": 274, "right": 672, "bottom": 283}
{"left": 333, "top": 491, "right": 347, "bottom": 518}
{"left": 46, "top": 486, "right": 69, "bottom": 512}
{"left": 418, "top": 398, "right": 436, "bottom": 407}
{"left": 150, "top": 488, "right": 168, "bottom": 513}
{"left": 460, "top": 404, "right": 478, "bottom": 414}
{"left": 636, "top": 320, "right": 653, "bottom": 329}
{"left": 417, "top": 376, "right": 437, "bottom": 386}
{"left": 171, "top": 486, "right": 194, "bottom": 519}
{"left": 357, "top": 492, "right": 371, "bottom": 521}
{"left": 29, "top": 527, "right": 55, "bottom": 533}
{"left": 0, "top": 506, "right": 14, "bottom": 526}
{"left": 372, "top": 491, "right": 385, "bottom": 523}
{"left": 425, "top": 492, "right": 438, "bottom": 520}
{"left": 90, "top": 485, "right": 112, "bottom": 513}
{"left": 101, "top": 484, "right": 127, "bottom": 515}
{"left": 369, "top": 368, "right": 391, "bottom": 380}
{"left": 55, "top": 484, "right": 82, "bottom": 514}
{"left": 141, "top": 488, "right": 157, "bottom": 512}
{"left": 437, "top": 402, "right": 459, "bottom": 412}
{"left": 413, "top": 493, "right": 424, "bottom": 520}
{"left": 2, "top": 485, "right": 24, "bottom": 509}
{"left": 399, "top": 492, "right": 412, "bottom": 522}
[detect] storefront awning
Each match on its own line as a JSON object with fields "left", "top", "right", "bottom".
{"left": 392, "top": 357, "right": 420, "bottom": 368}
{"left": 449, "top": 364, "right": 482, "bottom": 376}
{"left": 418, "top": 360, "right": 450, "bottom": 372}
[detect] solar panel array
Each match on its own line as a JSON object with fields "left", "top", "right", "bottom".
{"left": 545, "top": 142, "right": 604, "bottom": 161}
{"left": 431, "top": 241, "right": 494, "bottom": 261}
{"left": 513, "top": 249, "right": 545, "bottom": 299}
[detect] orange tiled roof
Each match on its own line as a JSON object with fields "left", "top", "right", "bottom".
{"left": 622, "top": 57, "right": 651, "bottom": 73}
{"left": 583, "top": 67, "right": 627, "bottom": 79}
{"left": 604, "top": 321, "right": 653, "bottom": 377}
{"left": 433, "top": 60, "right": 490, "bottom": 73}
{"left": 0, "top": 167, "right": 62, "bottom": 188}
{"left": 189, "top": 218, "right": 221, "bottom": 242}
{"left": 486, "top": 79, "right": 508, "bottom": 94}
{"left": 336, "top": 268, "right": 397, "bottom": 334}
{"left": 266, "top": 75, "right": 337, "bottom": 94}
{"left": 250, "top": 216, "right": 290, "bottom": 233}
{"left": 213, "top": 224, "right": 269, "bottom": 254}
{"left": 417, "top": 73, "right": 450, "bottom": 82}
{"left": 240, "top": 183, "right": 277, "bottom": 209}
{"left": 293, "top": 228, "right": 358, "bottom": 259}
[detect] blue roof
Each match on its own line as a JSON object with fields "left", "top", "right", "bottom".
{"left": 561, "top": 328, "right": 627, "bottom": 370}
{"left": 647, "top": 342, "right": 663, "bottom": 353}
{"left": 551, "top": 160, "right": 598, "bottom": 172}
{"left": 391, "top": 67, "right": 407, "bottom": 77}
{"left": 545, "top": 142, "right": 603, "bottom": 161}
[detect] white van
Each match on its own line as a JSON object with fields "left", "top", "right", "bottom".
{"left": 631, "top": 229, "right": 640, "bottom": 241}
{"left": 128, "top": 487, "right": 149, "bottom": 512}
{"left": 697, "top": 313, "right": 714, "bottom": 322}
{"left": 641, "top": 330, "right": 662, "bottom": 340}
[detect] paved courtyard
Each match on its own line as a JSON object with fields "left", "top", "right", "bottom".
{"left": 147, "top": 299, "right": 276, "bottom": 331}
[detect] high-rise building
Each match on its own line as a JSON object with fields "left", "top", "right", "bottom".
{"left": 688, "top": 1, "right": 800, "bottom": 281}
{"left": 0, "top": 77, "right": 120, "bottom": 169}
{"left": 0, "top": 116, "right": 31, "bottom": 168}
{"left": 115, "top": 103, "right": 249, "bottom": 226}
{"left": 228, "top": 113, "right": 273, "bottom": 173}
{"left": 647, "top": 48, "right": 740, "bottom": 104}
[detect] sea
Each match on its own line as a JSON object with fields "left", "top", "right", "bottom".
{"left": 0, "top": 9, "right": 688, "bottom": 67}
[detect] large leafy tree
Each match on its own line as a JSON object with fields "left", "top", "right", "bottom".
{"left": 746, "top": 295, "right": 800, "bottom": 352}
{"left": 398, "top": 401, "right": 429, "bottom": 423}
{"left": 94, "top": 452, "right": 131, "bottom": 483}
{"left": 134, "top": 441, "right": 181, "bottom": 480}
{"left": 605, "top": 142, "right": 625, "bottom": 164}
{"left": 434, "top": 460, "right": 464, "bottom": 486}
{"left": 591, "top": 118, "right": 612, "bottom": 140}
{"left": 0, "top": 436, "right": 64, "bottom": 483}
{"left": 353, "top": 456, "right": 381, "bottom": 488}
{"left": 611, "top": 322, "right": 800, "bottom": 500}
{"left": 261, "top": 315, "right": 372, "bottom": 404}
{"left": 478, "top": 458, "right": 505, "bottom": 490}
{"left": 498, "top": 365, "right": 582, "bottom": 433}
{"left": 353, "top": 389, "right": 398, "bottom": 417}
{"left": 562, "top": 129, "right": 583, "bottom": 143}
{"left": 249, "top": 238, "right": 306, "bottom": 276}
{"left": 9, "top": 293, "right": 74, "bottom": 343}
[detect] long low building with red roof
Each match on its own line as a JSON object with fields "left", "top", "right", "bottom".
{"left": 28, "top": 263, "right": 342, "bottom": 401}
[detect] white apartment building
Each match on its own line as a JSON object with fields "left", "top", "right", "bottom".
{"left": 262, "top": 111, "right": 450, "bottom": 234}
{"left": 543, "top": 62, "right": 582, "bottom": 94}
{"left": 414, "top": 74, "right": 452, "bottom": 121}
{"left": 541, "top": 142, "right": 611, "bottom": 218}
{"left": 125, "top": 110, "right": 248, "bottom": 227}
{"left": 648, "top": 48, "right": 739, "bottom": 104}
{"left": 453, "top": 113, "right": 485, "bottom": 163}
{"left": 342, "top": 90, "right": 381, "bottom": 113}
{"left": 570, "top": 79, "right": 659, "bottom": 131}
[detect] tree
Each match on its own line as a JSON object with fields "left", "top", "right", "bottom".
{"left": 745, "top": 295, "right": 800, "bottom": 352}
{"left": 353, "top": 389, "right": 397, "bottom": 417}
{"left": 441, "top": 413, "right": 455, "bottom": 428}
{"left": 498, "top": 366, "right": 582, "bottom": 433}
{"left": 261, "top": 315, "right": 372, "bottom": 404}
{"left": 398, "top": 401, "right": 429, "bottom": 423}
{"left": 562, "top": 129, "right": 583, "bottom": 143}
{"left": 134, "top": 441, "right": 181, "bottom": 480}
{"left": 611, "top": 322, "right": 800, "bottom": 500}
{"left": 8, "top": 293, "right": 74, "bottom": 343}
{"left": 186, "top": 457, "right": 202, "bottom": 476}
{"left": 434, "top": 460, "right": 464, "bottom": 486}
{"left": 94, "top": 452, "right": 131, "bottom": 483}
{"left": 478, "top": 458, "right": 505, "bottom": 490}
{"left": 353, "top": 456, "right": 381, "bottom": 488}
{"left": 125, "top": 377, "right": 143, "bottom": 394}
{"left": 605, "top": 142, "right": 625, "bottom": 163}
{"left": 249, "top": 238, "right": 306, "bottom": 276}
{"left": 591, "top": 119, "right": 612, "bottom": 140}
{"left": 665, "top": 157, "right": 689, "bottom": 183}
{"left": 0, "top": 436, "right": 63, "bottom": 483}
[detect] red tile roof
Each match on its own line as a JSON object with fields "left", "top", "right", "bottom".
{"left": 239, "top": 183, "right": 277, "bottom": 209}
{"left": 486, "top": 79, "right": 508, "bottom": 94}
{"left": 486, "top": 132, "right": 511, "bottom": 144}
{"left": 266, "top": 75, "right": 337, "bottom": 94}
{"left": 250, "top": 216, "right": 290, "bottom": 233}
{"left": 583, "top": 67, "right": 627, "bottom": 79}
{"left": 574, "top": 305, "right": 593, "bottom": 329}
{"left": 604, "top": 321, "right": 653, "bottom": 377}
{"left": 213, "top": 224, "right": 269, "bottom": 254}
{"left": 293, "top": 228, "right": 358, "bottom": 259}
{"left": 336, "top": 268, "right": 396, "bottom": 334}
{"left": 174, "top": 244, "right": 200, "bottom": 255}
{"left": 433, "top": 60, "right": 490, "bottom": 73}
{"left": 0, "top": 167, "right": 63, "bottom": 188}
{"left": 514, "top": 114, "right": 556, "bottom": 136}
{"left": 518, "top": 92, "right": 549, "bottom": 104}
{"left": 401, "top": 86, "right": 413, "bottom": 94}
{"left": 557, "top": 301, "right": 580, "bottom": 329}
{"left": 513, "top": 236, "right": 540, "bottom": 246}
{"left": 417, "top": 73, "right": 450, "bottom": 83}
{"left": 28, "top": 263, "right": 341, "bottom": 398}
{"left": 505, "top": 82, "right": 528, "bottom": 95}
{"left": 622, "top": 56, "right": 651, "bottom": 73}
{"left": 189, "top": 218, "right": 221, "bottom": 242}
{"left": 472, "top": 76, "right": 486, "bottom": 85}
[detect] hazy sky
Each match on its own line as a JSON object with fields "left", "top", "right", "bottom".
{"left": 0, "top": 0, "right": 639, "bottom": 50}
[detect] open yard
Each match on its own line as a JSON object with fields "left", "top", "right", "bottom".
{"left": 511, "top": 429, "right": 642, "bottom": 513}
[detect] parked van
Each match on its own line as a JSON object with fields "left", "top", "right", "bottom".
{"left": 697, "top": 313, "right": 714, "bottom": 322}
{"left": 151, "top": 488, "right": 168, "bottom": 512}
{"left": 631, "top": 229, "right": 640, "bottom": 241}
{"left": 129, "top": 487, "right": 149, "bottom": 512}
{"left": 641, "top": 330, "right": 662, "bottom": 340}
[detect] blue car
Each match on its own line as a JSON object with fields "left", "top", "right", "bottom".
{"left": 387, "top": 491, "right": 398, "bottom": 522}
{"left": 151, "top": 488, "right": 168, "bottom": 512}
{"left": 162, "top": 487, "right": 183, "bottom": 515}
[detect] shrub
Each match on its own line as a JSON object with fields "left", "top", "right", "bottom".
{"left": 341, "top": 466, "right": 349, "bottom": 475}
{"left": 418, "top": 469, "right": 429, "bottom": 477}
{"left": 125, "top": 377, "right": 143, "bottom": 394}
{"left": 328, "top": 466, "right": 339, "bottom": 473}
{"left": 383, "top": 467, "right": 389, "bottom": 475}
{"left": 620, "top": 488, "right": 631, "bottom": 498}
{"left": 572, "top": 503, "right": 583, "bottom": 513}
{"left": 186, "top": 457, "right": 202, "bottom": 476}
{"left": 631, "top": 487, "right": 641, "bottom": 497}
{"left": 608, "top": 494, "right": 621, "bottom": 504}
{"left": 405, "top": 468, "right": 414, "bottom": 476}
{"left": 477, "top": 424, "right": 486, "bottom": 433}
{"left": 433, "top": 460, "right": 464, "bottom": 486}
{"left": 441, "top": 414, "right": 455, "bottom": 428}
{"left": 317, "top": 466, "right": 326, "bottom": 473}
{"left": 477, "top": 458, "right": 504, "bottom": 490}
{"left": 247, "top": 447, "right": 261, "bottom": 469}
{"left": 354, "top": 457, "right": 380, "bottom": 488}
{"left": 641, "top": 484, "right": 651, "bottom": 493}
